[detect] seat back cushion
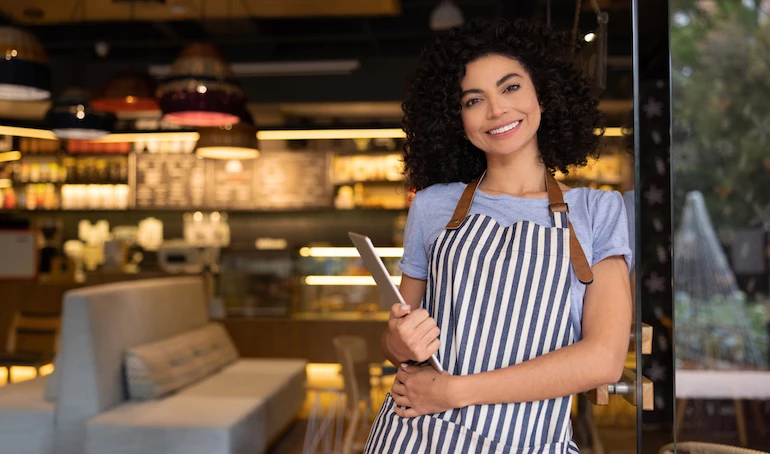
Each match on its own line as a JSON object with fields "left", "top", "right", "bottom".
{"left": 125, "top": 322, "right": 239, "bottom": 400}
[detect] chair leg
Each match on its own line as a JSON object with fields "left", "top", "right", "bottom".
{"left": 342, "top": 407, "right": 360, "bottom": 454}
{"left": 734, "top": 399, "right": 748, "bottom": 447}
{"left": 675, "top": 399, "right": 688, "bottom": 440}
{"left": 750, "top": 400, "right": 766, "bottom": 437}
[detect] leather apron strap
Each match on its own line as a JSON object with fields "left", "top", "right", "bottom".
{"left": 444, "top": 171, "right": 594, "bottom": 285}
{"left": 546, "top": 173, "right": 594, "bottom": 285}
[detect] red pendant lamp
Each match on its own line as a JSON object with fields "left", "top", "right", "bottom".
{"left": 92, "top": 72, "right": 159, "bottom": 112}
{"left": 157, "top": 43, "right": 245, "bottom": 127}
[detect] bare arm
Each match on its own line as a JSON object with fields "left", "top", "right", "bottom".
{"left": 381, "top": 274, "right": 438, "bottom": 366}
{"left": 449, "top": 255, "right": 632, "bottom": 407}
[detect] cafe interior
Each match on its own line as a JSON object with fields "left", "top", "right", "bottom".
{"left": 0, "top": 0, "right": 768, "bottom": 453}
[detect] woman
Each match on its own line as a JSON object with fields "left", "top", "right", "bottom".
{"left": 365, "top": 19, "right": 633, "bottom": 453}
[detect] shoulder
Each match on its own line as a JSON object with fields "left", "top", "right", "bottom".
{"left": 408, "top": 182, "right": 467, "bottom": 244}
{"left": 413, "top": 182, "right": 467, "bottom": 208}
{"left": 565, "top": 187, "right": 626, "bottom": 217}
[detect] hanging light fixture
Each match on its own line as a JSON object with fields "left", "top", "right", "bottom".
{"left": 46, "top": 89, "right": 116, "bottom": 140}
{"left": 92, "top": 72, "right": 159, "bottom": 112}
{"left": 157, "top": 43, "right": 245, "bottom": 127}
{"left": 0, "top": 25, "right": 51, "bottom": 101}
{"left": 194, "top": 110, "right": 259, "bottom": 160}
{"left": 429, "top": 1, "right": 464, "bottom": 31}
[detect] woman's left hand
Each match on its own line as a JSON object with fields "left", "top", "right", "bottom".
{"left": 391, "top": 363, "right": 456, "bottom": 418}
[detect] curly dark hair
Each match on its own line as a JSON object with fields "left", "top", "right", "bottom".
{"left": 402, "top": 18, "right": 604, "bottom": 190}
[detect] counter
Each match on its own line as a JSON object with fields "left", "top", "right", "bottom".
{"left": 222, "top": 312, "right": 388, "bottom": 363}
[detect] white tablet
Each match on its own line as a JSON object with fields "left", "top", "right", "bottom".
{"left": 348, "top": 232, "right": 443, "bottom": 373}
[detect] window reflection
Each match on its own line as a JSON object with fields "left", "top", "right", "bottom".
{"left": 671, "top": 0, "right": 770, "bottom": 449}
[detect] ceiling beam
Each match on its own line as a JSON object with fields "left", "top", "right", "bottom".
{"left": 7, "top": 0, "right": 402, "bottom": 24}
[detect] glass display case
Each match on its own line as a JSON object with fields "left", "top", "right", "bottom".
{"left": 216, "top": 249, "right": 294, "bottom": 317}
{"left": 296, "top": 248, "right": 403, "bottom": 317}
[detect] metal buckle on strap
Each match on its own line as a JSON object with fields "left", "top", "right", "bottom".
{"left": 548, "top": 202, "right": 569, "bottom": 213}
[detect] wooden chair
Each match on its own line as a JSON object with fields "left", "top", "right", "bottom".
{"left": 0, "top": 309, "right": 60, "bottom": 382}
{"left": 333, "top": 335, "right": 372, "bottom": 454}
{"left": 659, "top": 441, "right": 770, "bottom": 454}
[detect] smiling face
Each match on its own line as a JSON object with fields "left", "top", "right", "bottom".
{"left": 459, "top": 54, "right": 541, "bottom": 161}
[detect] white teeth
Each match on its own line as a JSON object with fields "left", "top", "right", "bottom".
{"left": 489, "top": 121, "right": 520, "bottom": 135}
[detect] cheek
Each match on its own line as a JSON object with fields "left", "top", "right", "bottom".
{"left": 461, "top": 110, "right": 481, "bottom": 135}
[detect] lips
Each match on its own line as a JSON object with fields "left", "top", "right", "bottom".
{"left": 487, "top": 120, "right": 521, "bottom": 135}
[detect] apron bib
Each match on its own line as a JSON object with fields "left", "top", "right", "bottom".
{"left": 366, "top": 173, "right": 590, "bottom": 453}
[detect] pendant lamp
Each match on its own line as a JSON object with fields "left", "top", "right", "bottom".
{"left": 429, "top": 1, "right": 464, "bottom": 31}
{"left": 157, "top": 43, "right": 245, "bottom": 127}
{"left": 92, "top": 72, "right": 159, "bottom": 112}
{"left": 0, "top": 26, "right": 51, "bottom": 101}
{"left": 46, "top": 89, "right": 116, "bottom": 140}
{"left": 195, "top": 110, "right": 259, "bottom": 160}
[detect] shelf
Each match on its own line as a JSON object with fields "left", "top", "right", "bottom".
{"left": 12, "top": 181, "right": 129, "bottom": 186}
{"left": 0, "top": 207, "right": 407, "bottom": 215}
{"left": 333, "top": 180, "right": 405, "bottom": 186}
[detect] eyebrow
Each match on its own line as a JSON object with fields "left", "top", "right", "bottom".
{"left": 461, "top": 73, "right": 523, "bottom": 98}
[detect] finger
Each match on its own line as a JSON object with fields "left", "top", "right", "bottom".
{"left": 396, "top": 367, "right": 411, "bottom": 384}
{"left": 394, "top": 406, "right": 421, "bottom": 418}
{"left": 390, "top": 304, "right": 411, "bottom": 319}
{"left": 420, "top": 325, "right": 441, "bottom": 343}
{"left": 391, "top": 381, "right": 407, "bottom": 396}
{"left": 402, "top": 316, "right": 434, "bottom": 345}
{"left": 391, "top": 393, "right": 410, "bottom": 407}
{"left": 426, "top": 337, "right": 441, "bottom": 354}
{"left": 414, "top": 315, "right": 437, "bottom": 334}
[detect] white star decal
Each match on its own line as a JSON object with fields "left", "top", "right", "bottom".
{"left": 652, "top": 131, "right": 662, "bottom": 144}
{"left": 645, "top": 272, "right": 667, "bottom": 293}
{"left": 646, "top": 360, "right": 667, "bottom": 382}
{"left": 645, "top": 185, "right": 665, "bottom": 205}
{"left": 643, "top": 97, "right": 664, "bottom": 118}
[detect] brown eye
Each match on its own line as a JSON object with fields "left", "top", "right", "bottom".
{"left": 504, "top": 84, "right": 520, "bottom": 93}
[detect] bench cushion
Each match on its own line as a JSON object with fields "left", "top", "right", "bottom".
{"left": 86, "top": 358, "right": 307, "bottom": 454}
{"left": 182, "top": 358, "right": 307, "bottom": 441}
{"left": 85, "top": 395, "right": 266, "bottom": 454}
{"left": 0, "top": 377, "right": 56, "bottom": 454}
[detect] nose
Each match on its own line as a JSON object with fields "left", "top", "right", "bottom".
{"left": 487, "top": 95, "right": 508, "bottom": 119}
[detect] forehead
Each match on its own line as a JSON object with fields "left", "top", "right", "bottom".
{"left": 461, "top": 54, "right": 529, "bottom": 87}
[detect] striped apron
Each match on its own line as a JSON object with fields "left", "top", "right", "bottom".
{"left": 365, "top": 173, "right": 588, "bottom": 454}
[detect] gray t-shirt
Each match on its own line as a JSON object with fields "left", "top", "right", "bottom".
{"left": 399, "top": 182, "right": 633, "bottom": 340}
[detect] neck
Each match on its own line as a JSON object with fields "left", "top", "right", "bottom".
{"left": 480, "top": 144, "right": 547, "bottom": 197}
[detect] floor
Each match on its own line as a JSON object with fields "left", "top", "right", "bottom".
{"left": 266, "top": 394, "right": 770, "bottom": 454}
{"left": 267, "top": 419, "right": 770, "bottom": 454}
{"left": 3, "top": 365, "right": 767, "bottom": 453}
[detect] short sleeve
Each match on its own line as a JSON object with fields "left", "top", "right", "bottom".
{"left": 398, "top": 190, "right": 430, "bottom": 280}
{"left": 622, "top": 190, "right": 636, "bottom": 271}
{"left": 591, "top": 190, "right": 633, "bottom": 271}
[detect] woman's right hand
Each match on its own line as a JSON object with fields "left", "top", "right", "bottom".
{"left": 385, "top": 304, "right": 441, "bottom": 363}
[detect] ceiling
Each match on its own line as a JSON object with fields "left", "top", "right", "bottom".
{"left": 4, "top": 0, "right": 402, "bottom": 23}
{"left": 1, "top": 0, "right": 638, "bottom": 61}
{"left": 0, "top": 0, "right": 639, "bottom": 127}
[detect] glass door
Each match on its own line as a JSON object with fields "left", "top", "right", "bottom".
{"left": 669, "top": 0, "right": 770, "bottom": 450}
